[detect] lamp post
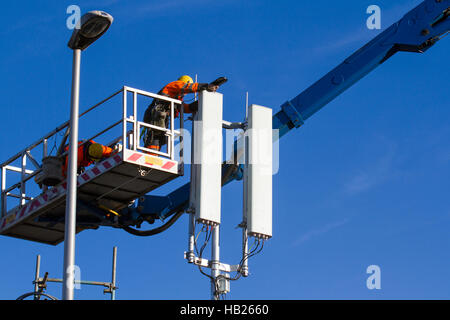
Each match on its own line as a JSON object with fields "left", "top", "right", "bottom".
{"left": 63, "top": 10, "right": 113, "bottom": 301}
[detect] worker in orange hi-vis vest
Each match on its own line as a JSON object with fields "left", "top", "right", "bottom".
{"left": 142, "top": 75, "right": 220, "bottom": 153}
{"left": 62, "top": 140, "right": 116, "bottom": 177}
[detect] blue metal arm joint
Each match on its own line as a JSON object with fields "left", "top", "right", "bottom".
{"left": 280, "top": 100, "right": 305, "bottom": 129}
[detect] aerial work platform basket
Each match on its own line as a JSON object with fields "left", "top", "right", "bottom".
{"left": 0, "top": 86, "right": 185, "bottom": 245}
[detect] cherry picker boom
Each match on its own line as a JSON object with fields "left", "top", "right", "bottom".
{"left": 0, "top": 0, "right": 449, "bottom": 243}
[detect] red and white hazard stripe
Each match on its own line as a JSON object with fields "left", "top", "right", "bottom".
{"left": 0, "top": 153, "right": 123, "bottom": 233}
{"left": 124, "top": 150, "right": 178, "bottom": 174}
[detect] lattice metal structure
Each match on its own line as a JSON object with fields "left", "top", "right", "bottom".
{"left": 17, "top": 247, "right": 118, "bottom": 300}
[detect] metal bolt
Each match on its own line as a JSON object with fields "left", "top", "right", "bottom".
{"left": 421, "top": 29, "right": 430, "bottom": 36}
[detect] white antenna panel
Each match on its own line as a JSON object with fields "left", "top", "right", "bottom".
{"left": 245, "top": 104, "right": 273, "bottom": 239}
{"left": 191, "top": 91, "right": 223, "bottom": 226}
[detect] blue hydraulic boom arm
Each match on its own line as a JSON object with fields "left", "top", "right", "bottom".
{"left": 125, "top": 0, "right": 449, "bottom": 227}
{"left": 275, "top": 0, "right": 449, "bottom": 137}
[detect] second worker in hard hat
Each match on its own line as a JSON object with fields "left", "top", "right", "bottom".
{"left": 142, "top": 75, "right": 219, "bottom": 153}
{"left": 61, "top": 140, "right": 117, "bottom": 177}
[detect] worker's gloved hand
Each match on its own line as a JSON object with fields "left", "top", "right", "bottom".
{"left": 157, "top": 110, "right": 169, "bottom": 119}
{"left": 112, "top": 144, "right": 122, "bottom": 155}
{"left": 207, "top": 84, "right": 219, "bottom": 92}
{"left": 188, "top": 100, "right": 199, "bottom": 113}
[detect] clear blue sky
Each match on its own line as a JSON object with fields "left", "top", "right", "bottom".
{"left": 0, "top": 0, "right": 449, "bottom": 300}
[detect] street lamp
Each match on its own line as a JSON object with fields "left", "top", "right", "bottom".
{"left": 63, "top": 10, "right": 113, "bottom": 301}
{"left": 68, "top": 11, "right": 113, "bottom": 50}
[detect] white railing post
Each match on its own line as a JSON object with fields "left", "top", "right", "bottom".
{"left": 1, "top": 166, "right": 6, "bottom": 217}
{"left": 43, "top": 139, "right": 48, "bottom": 158}
{"left": 122, "top": 87, "right": 128, "bottom": 151}
{"left": 170, "top": 101, "right": 175, "bottom": 161}
{"left": 20, "top": 153, "right": 27, "bottom": 206}
{"left": 133, "top": 91, "right": 138, "bottom": 151}
{"left": 43, "top": 139, "right": 48, "bottom": 192}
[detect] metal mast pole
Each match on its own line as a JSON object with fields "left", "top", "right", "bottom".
{"left": 187, "top": 213, "right": 195, "bottom": 263}
{"left": 34, "top": 255, "right": 41, "bottom": 300}
{"left": 194, "top": 74, "right": 198, "bottom": 101}
{"left": 62, "top": 48, "right": 81, "bottom": 300}
{"left": 111, "top": 246, "right": 117, "bottom": 300}
{"left": 242, "top": 94, "right": 249, "bottom": 277}
{"left": 211, "top": 225, "right": 220, "bottom": 300}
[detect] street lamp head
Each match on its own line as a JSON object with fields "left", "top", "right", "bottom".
{"left": 68, "top": 11, "right": 113, "bottom": 50}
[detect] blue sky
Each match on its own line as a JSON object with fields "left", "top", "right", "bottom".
{"left": 0, "top": 0, "right": 449, "bottom": 300}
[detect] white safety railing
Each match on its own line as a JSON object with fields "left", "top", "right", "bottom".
{"left": 0, "top": 86, "right": 184, "bottom": 218}
{"left": 122, "top": 86, "right": 183, "bottom": 161}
